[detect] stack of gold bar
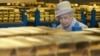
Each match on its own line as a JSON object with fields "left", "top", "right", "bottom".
{"left": 0, "top": 26, "right": 51, "bottom": 37}
{"left": 0, "top": 26, "right": 99, "bottom": 56}
{"left": 0, "top": 37, "right": 32, "bottom": 56}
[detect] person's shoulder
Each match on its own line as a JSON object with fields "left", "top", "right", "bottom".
{"left": 57, "top": 24, "right": 63, "bottom": 29}
{"left": 78, "top": 21, "right": 88, "bottom": 28}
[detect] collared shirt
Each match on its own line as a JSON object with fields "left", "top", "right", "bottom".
{"left": 57, "top": 18, "right": 88, "bottom": 31}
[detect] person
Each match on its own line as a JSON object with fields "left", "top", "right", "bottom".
{"left": 55, "top": 1, "right": 88, "bottom": 31}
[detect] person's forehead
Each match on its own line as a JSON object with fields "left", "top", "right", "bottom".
{"left": 59, "top": 13, "right": 71, "bottom": 17}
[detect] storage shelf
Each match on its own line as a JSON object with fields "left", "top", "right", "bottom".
{"left": 0, "top": 8, "right": 22, "bottom": 23}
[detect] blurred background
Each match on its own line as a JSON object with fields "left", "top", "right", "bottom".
{"left": 0, "top": 0, "right": 99, "bottom": 28}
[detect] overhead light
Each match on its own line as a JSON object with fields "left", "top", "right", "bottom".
{"left": 75, "top": 3, "right": 78, "bottom": 6}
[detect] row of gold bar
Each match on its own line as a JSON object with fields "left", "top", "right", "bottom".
{"left": 0, "top": 26, "right": 99, "bottom": 56}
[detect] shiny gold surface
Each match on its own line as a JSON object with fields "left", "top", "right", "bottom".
{"left": 0, "top": 27, "right": 99, "bottom": 56}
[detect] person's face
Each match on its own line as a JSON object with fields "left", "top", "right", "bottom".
{"left": 58, "top": 13, "right": 73, "bottom": 28}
